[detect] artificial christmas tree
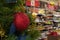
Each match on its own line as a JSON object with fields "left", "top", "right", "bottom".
{"left": 0, "top": 0, "right": 41, "bottom": 40}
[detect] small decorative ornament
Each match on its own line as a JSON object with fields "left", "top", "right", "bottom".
{"left": 38, "top": 9, "right": 45, "bottom": 15}
{"left": 47, "top": 4, "right": 55, "bottom": 10}
{"left": 0, "top": 28, "right": 5, "bottom": 37}
{"left": 26, "top": 0, "right": 40, "bottom": 7}
{"left": 26, "top": 0, "right": 31, "bottom": 6}
{"left": 50, "top": 1, "right": 55, "bottom": 5}
{"left": 32, "top": 12, "right": 37, "bottom": 18}
{"left": 13, "top": 12, "right": 30, "bottom": 32}
{"left": 49, "top": 31, "right": 58, "bottom": 36}
{"left": 31, "top": 0, "right": 35, "bottom": 6}
{"left": 47, "top": 1, "right": 55, "bottom": 10}
{"left": 9, "top": 23, "right": 16, "bottom": 34}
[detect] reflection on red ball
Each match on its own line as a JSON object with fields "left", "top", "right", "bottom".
{"left": 13, "top": 12, "right": 30, "bottom": 31}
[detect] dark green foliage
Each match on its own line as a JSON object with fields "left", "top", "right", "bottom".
{"left": 0, "top": 0, "right": 41, "bottom": 40}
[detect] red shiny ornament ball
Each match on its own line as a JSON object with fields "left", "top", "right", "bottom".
{"left": 13, "top": 12, "right": 30, "bottom": 31}
{"left": 49, "top": 32, "right": 58, "bottom": 36}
